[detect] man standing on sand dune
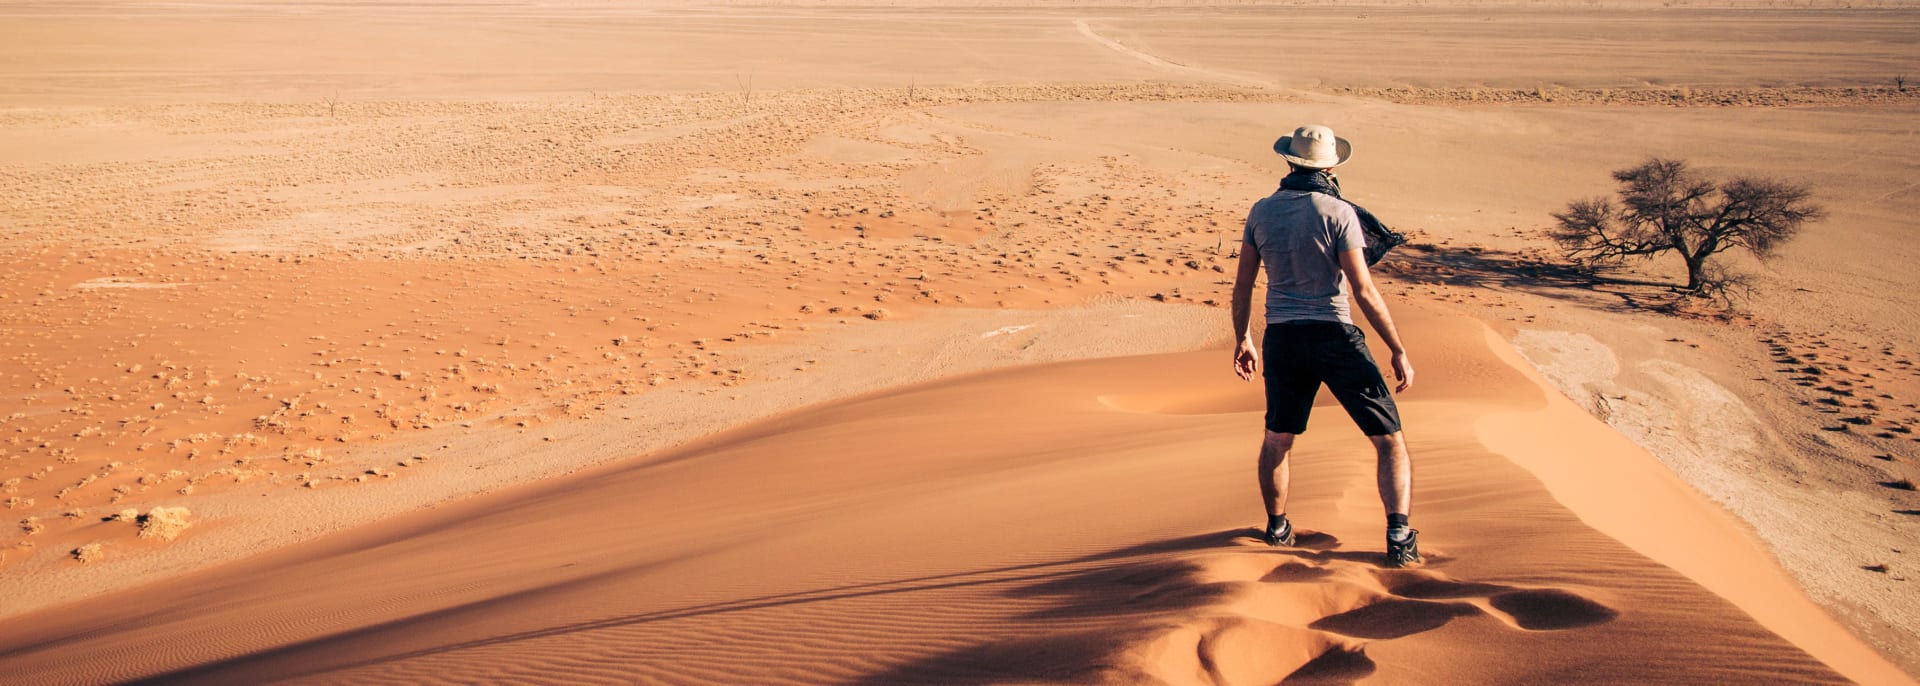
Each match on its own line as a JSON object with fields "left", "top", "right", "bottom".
{"left": 1229, "top": 124, "right": 1421, "bottom": 568}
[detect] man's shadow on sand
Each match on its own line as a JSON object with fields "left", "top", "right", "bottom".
{"left": 848, "top": 528, "right": 1391, "bottom": 685}
{"left": 131, "top": 526, "right": 1367, "bottom": 680}
{"left": 131, "top": 529, "right": 1421, "bottom": 685}
{"left": 848, "top": 527, "right": 1614, "bottom": 685}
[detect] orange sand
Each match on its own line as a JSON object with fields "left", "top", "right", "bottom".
{"left": 0, "top": 304, "right": 1901, "bottom": 684}
{"left": 4, "top": 2, "right": 1919, "bottom": 683}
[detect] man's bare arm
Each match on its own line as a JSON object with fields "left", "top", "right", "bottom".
{"left": 1231, "top": 240, "right": 1263, "bottom": 380}
{"left": 1337, "top": 249, "right": 1413, "bottom": 392}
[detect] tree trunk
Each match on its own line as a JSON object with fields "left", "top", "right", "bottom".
{"left": 1682, "top": 255, "right": 1705, "bottom": 292}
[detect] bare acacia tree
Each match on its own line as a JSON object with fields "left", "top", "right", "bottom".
{"left": 1550, "top": 158, "right": 1823, "bottom": 293}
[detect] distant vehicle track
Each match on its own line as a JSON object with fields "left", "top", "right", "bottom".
{"left": 1072, "top": 18, "right": 1277, "bottom": 89}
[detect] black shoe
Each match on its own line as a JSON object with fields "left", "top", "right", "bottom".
{"left": 1386, "top": 529, "right": 1421, "bottom": 567}
{"left": 1263, "top": 520, "right": 1296, "bottom": 547}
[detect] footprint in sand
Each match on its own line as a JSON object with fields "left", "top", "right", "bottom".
{"left": 1485, "top": 588, "right": 1621, "bottom": 630}
{"left": 1308, "top": 597, "right": 1482, "bottom": 639}
{"left": 1181, "top": 530, "right": 1621, "bottom": 681}
{"left": 1261, "top": 561, "right": 1336, "bottom": 583}
{"left": 931, "top": 531, "right": 1626, "bottom": 685}
{"left": 1306, "top": 564, "right": 1620, "bottom": 637}
{"left": 1279, "top": 645, "right": 1376, "bottom": 684}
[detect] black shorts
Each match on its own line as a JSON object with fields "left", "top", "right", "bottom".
{"left": 1261, "top": 320, "right": 1402, "bottom": 436}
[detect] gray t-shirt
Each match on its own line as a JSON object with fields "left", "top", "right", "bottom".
{"left": 1242, "top": 189, "right": 1366, "bottom": 325}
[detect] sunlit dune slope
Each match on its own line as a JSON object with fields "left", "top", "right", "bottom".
{"left": 0, "top": 304, "right": 1876, "bottom": 684}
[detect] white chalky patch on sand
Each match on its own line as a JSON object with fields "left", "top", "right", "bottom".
{"left": 981, "top": 324, "right": 1033, "bottom": 339}
{"left": 1511, "top": 329, "right": 1621, "bottom": 414}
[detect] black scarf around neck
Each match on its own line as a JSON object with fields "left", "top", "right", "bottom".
{"left": 1280, "top": 170, "right": 1406, "bottom": 265}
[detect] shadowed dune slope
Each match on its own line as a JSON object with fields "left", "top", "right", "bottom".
{"left": 0, "top": 304, "right": 1865, "bottom": 684}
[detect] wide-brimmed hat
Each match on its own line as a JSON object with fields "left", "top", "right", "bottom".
{"left": 1273, "top": 124, "right": 1351, "bottom": 169}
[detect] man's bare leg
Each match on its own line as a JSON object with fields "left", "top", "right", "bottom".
{"left": 1259, "top": 431, "right": 1296, "bottom": 545}
{"left": 1370, "top": 432, "right": 1411, "bottom": 516}
{"left": 1372, "top": 431, "right": 1422, "bottom": 566}
{"left": 1259, "top": 430, "right": 1295, "bottom": 515}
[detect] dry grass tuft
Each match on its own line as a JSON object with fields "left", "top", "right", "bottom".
{"left": 135, "top": 506, "right": 193, "bottom": 541}
{"left": 71, "top": 543, "right": 103, "bottom": 563}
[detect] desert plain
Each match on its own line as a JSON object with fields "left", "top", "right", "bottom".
{"left": 1, "top": 0, "right": 1919, "bottom": 683}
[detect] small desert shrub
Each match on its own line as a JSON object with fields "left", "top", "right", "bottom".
{"left": 72, "top": 543, "right": 103, "bottom": 563}
{"left": 136, "top": 506, "right": 192, "bottom": 541}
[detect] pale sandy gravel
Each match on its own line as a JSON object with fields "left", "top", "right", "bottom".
{"left": 1, "top": 2, "right": 1919, "bottom": 683}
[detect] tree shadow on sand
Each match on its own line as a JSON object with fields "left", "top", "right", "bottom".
{"left": 1375, "top": 243, "right": 1723, "bottom": 317}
